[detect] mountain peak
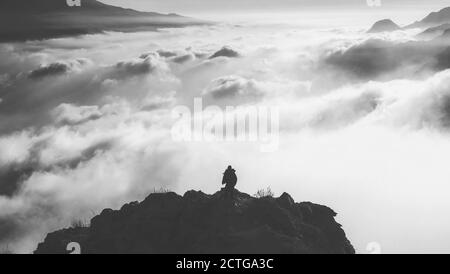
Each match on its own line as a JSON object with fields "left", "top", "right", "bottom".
{"left": 422, "top": 7, "right": 450, "bottom": 25}
{"left": 368, "top": 19, "right": 401, "bottom": 33}
{"left": 34, "top": 188, "right": 355, "bottom": 254}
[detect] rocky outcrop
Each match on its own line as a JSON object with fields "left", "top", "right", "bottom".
{"left": 34, "top": 189, "right": 355, "bottom": 254}
{"left": 368, "top": 19, "right": 401, "bottom": 33}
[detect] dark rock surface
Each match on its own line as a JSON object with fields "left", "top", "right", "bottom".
{"left": 34, "top": 189, "right": 355, "bottom": 254}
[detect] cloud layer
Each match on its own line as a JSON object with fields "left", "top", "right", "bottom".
{"left": 1, "top": 18, "right": 450, "bottom": 254}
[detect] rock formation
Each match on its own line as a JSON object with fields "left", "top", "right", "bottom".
{"left": 35, "top": 189, "right": 355, "bottom": 254}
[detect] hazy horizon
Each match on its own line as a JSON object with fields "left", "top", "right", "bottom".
{"left": 98, "top": 0, "right": 449, "bottom": 27}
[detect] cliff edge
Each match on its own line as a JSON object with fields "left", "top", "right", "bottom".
{"left": 34, "top": 189, "right": 355, "bottom": 254}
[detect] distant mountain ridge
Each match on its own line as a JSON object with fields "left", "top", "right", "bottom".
{"left": 367, "top": 6, "right": 450, "bottom": 33}
{"left": 0, "top": 0, "right": 206, "bottom": 42}
{"left": 418, "top": 23, "right": 450, "bottom": 39}
{"left": 0, "top": 0, "right": 164, "bottom": 15}
{"left": 34, "top": 189, "right": 355, "bottom": 254}
{"left": 0, "top": 0, "right": 104, "bottom": 12}
{"left": 407, "top": 7, "right": 450, "bottom": 28}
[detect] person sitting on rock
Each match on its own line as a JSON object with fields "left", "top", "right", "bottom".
{"left": 222, "top": 165, "right": 237, "bottom": 191}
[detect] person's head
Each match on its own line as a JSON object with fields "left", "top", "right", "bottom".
{"left": 227, "top": 165, "right": 232, "bottom": 170}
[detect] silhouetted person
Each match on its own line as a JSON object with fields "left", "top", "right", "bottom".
{"left": 222, "top": 166, "right": 237, "bottom": 191}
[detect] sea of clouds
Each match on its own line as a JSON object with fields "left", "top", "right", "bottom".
{"left": 1, "top": 16, "right": 450, "bottom": 253}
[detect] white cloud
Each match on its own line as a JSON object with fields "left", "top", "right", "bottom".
{"left": 2, "top": 18, "right": 450, "bottom": 254}
{"left": 203, "top": 75, "right": 264, "bottom": 99}
{"left": 112, "top": 53, "right": 168, "bottom": 79}
{"left": 52, "top": 104, "right": 103, "bottom": 126}
{"left": 28, "top": 58, "right": 92, "bottom": 80}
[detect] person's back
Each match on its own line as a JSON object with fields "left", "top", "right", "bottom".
{"left": 222, "top": 166, "right": 237, "bottom": 190}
